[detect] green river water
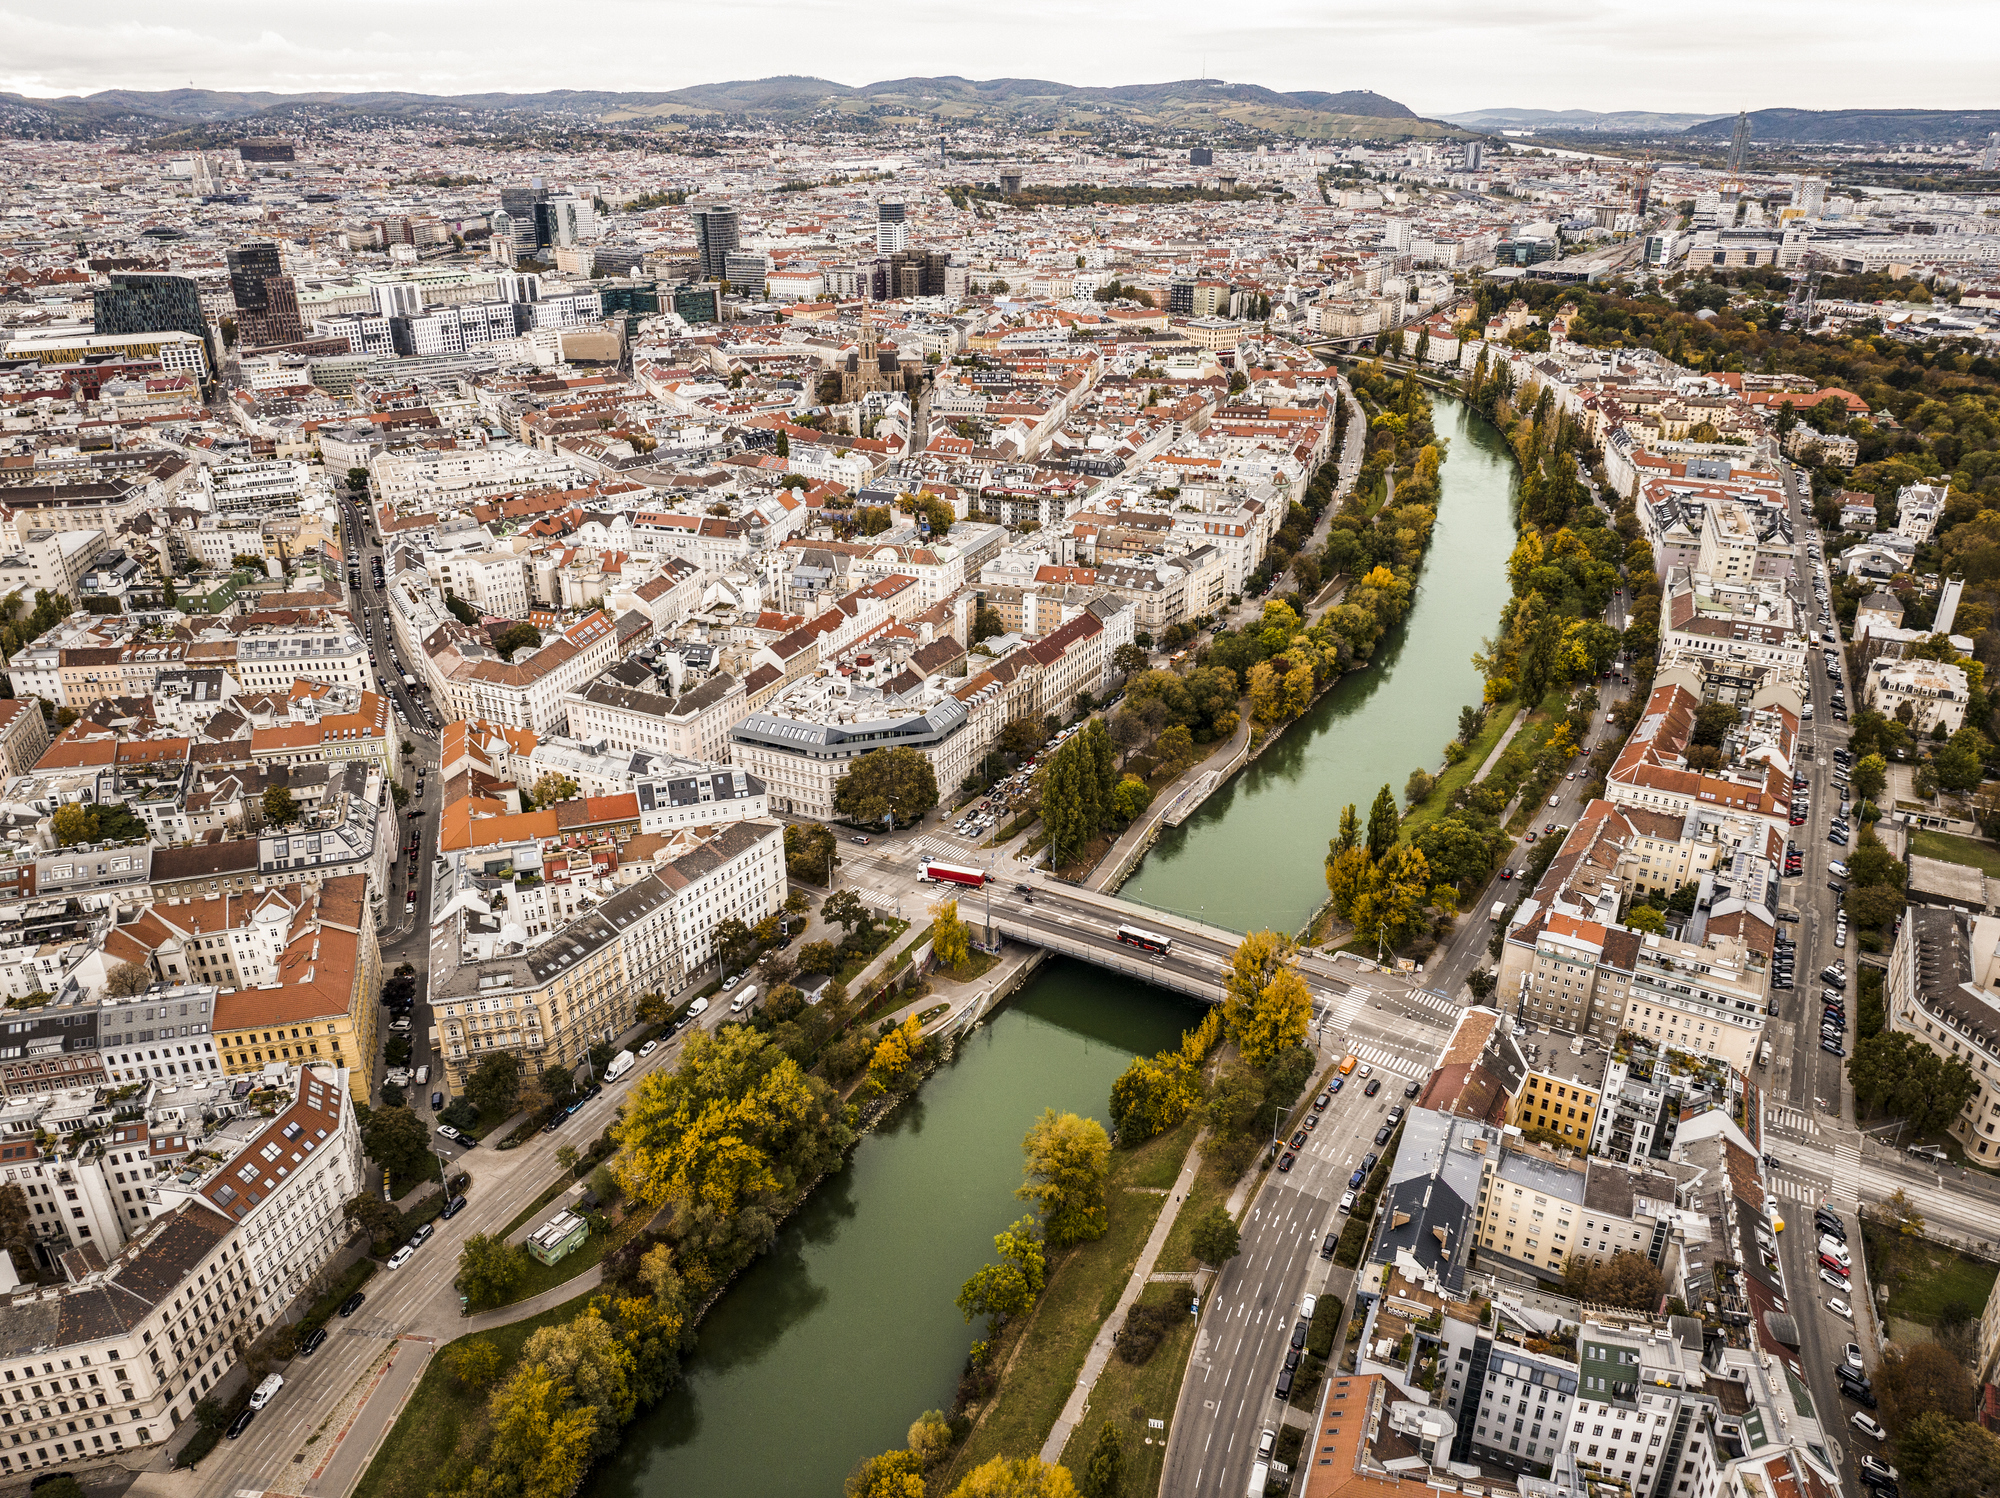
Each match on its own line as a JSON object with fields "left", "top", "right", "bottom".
{"left": 585, "top": 394, "right": 1518, "bottom": 1496}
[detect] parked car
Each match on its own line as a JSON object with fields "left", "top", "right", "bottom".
{"left": 227, "top": 1408, "right": 257, "bottom": 1440}
{"left": 1374, "top": 1124, "right": 1393, "bottom": 1145}
{"left": 387, "top": 1246, "right": 414, "bottom": 1269}
{"left": 1845, "top": 1342, "right": 1865, "bottom": 1371}
{"left": 300, "top": 1327, "right": 328, "bottom": 1356}
{"left": 1339, "top": 1191, "right": 1357, "bottom": 1213}
{"left": 1277, "top": 1151, "right": 1296, "bottom": 1173}
{"left": 1364, "top": 1078, "right": 1382, "bottom": 1097}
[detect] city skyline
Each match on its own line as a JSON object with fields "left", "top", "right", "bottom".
{"left": 1, "top": 0, "right": 1987, "bottom": 117}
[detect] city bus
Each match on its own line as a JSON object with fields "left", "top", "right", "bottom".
{"left": 1115, "top": 924, "right": 1173, "bottom": 955}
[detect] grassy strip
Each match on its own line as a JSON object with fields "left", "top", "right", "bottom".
{"left": 1862, "top": 1221, "right": 2000, "bottom": 1324}
{"left": 1400, "top": 706, "right": 1515, "bottom": 843}
{"left": 493, "top": 1205, "right": 647, "bottom": 1308}
{"left": 498, "top": 1174, "right": 578, "bottom": 1242}
{"left": 355, "top": 1290, "right": 596, "bottom": 1498}
{"left": 1908, "top": 828, "right": 2000, "bottom": 879}
{"left": 833, "top": 918, "right": 911, "bottom": 986}
{"left": 1153, "top": 1142, "right": 1238, "bottom": 1275}
{"left": 1056, "top": 1280, "right": 1200, "bottom": 1495}
{"left": 941, "top": 1121, "right": 1196, "bottom": 1486}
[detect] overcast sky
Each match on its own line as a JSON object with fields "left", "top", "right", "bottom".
{"left": 1, "top": 0, "right": 1986, "bottom": 116}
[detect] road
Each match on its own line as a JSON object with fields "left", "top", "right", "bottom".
{"left": 194, "top": 1005, "right": 724, "bottom": 1494}
{"left": 1161, "top": 1057, "right": 1418, "bottom": 1498}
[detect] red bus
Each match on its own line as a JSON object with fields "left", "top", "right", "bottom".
{"left": 1116, "top": 924, "right": 1173, "bottom": 955}
{"left": 920, "top": 860, "right": 987, "bottom": 889}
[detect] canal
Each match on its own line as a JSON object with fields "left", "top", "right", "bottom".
{"left": 587, "top": 394, "right": 1518, "bottom": 1496}
{"left": 586, "top": 962, "right": 1205, "bottom": 1498}
{"left": 1121, "top": 393, "right": 1522, "bottom": 935}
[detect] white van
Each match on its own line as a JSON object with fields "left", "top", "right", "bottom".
{"left": 729, "top": 983, "right": 760, "bottom": 1015}
{"left": 1248, "top": 1461, "right": 1269, "bottom": 1497}
{"left": 414, "top": 1065, "right": 429, "bottom": 1085}
{"left": 249, "top": 1373, "right": 284, "bottom": 1410}
{"left": 687, "top": 996, "right": 709, "bottom": 1019}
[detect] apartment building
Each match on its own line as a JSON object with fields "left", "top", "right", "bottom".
{"left": 207, "top": 618, "right": 372, "bottom": 696}
{"left": 1887, "top": 906, "right": 2000, "bottom": 1160}
{"left": 0, "top": 704, "right": 51, "bottom": 781}
{"left": 1863, "top": 655, "right": 1968, "bottom": 735}
{"left": 369, "top": 444, "right": 586, "bottom": 507}
{"left": 429, "top": 549, "right": 531, "bottom": 619}
{"left": 94, "top": 986, "right": 222, "bottom": 1088}
{"left": 1508, "top": 1036, "right": 1609, "bottom": 1148}
{"left": 1471, "top": 1141, "right": 1677, "bottom": 1286}
{"left": 430, "top": 609, "right": 622, "bottom": 736}
{"left": 246, "top": 685, "right": 399, "bottom": 780}
{"left": 563, "top": 663, "right": 749, "bottom": 767}
{"left": 205, "top": 877, "right": 382, "bottom": 1104}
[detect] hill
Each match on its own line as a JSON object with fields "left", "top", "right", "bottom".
{"left": 0, "top": 76, "right": 1453, "bottom": 141}
{"left": 1443, "top": 107, "right": 1714, "bottom": 132}
{"left": 1680, "top": 107, "right": 2000, "bottom": 145}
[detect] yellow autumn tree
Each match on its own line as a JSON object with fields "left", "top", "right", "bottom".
{"left": 930, "top": 897, "right": 973, "bottom": 975}
{"left": 1221, "top": 930, "right": 1312, "bottom": 1070}
{"left": 949, "top": 1456, "right": 1080, "bottom": 1498}
{"left": 867, "top": 1014, "right": 926, "bottom": 1094}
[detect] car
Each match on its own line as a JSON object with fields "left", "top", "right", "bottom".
{"left": 1524, "top": 831, "right": 1536, "bottom": 843}
{"left": 1816, "top": 1211, "right": 1845, "bottom": 1235}
{"left": 1290, "top": 1129, "right": 1308, "bottom": 1148}
{"left": 1846, "top": 1342, "right": 1865, "bottom": 1371}
{"left": 1348, "top": 1167, "right": 1366, "bottom": 1189}
{"left": 1821, "top": 1040, "right": 1845, "bottom": 1057}
{"left": 300, "top": 1327, "right": 329, "bottom": 1356}
{"left": 723, "top": 973, "right": 740, "bottom": 990}
{"left": 1339, "top": 1190, "right": 1357, "bottom": 1213}
{"left": 852, "top": 835, "right": 870, "bottom": 845}
{"left": 431, "top": 1090, "right": 444, "bottom": 1110}
{"left": 1822, "top": 965, "right": 1847, "bottom": 983}
{"left": 1321, "top": 1232, "right": 1338, "bottom": 1259}
{"left": 1549, "top": 796, "right": 1561, "bottom": 807}
{"left": 1404, "top": 1080, "right": 1420, "bottom": 1098}
{"left": 1567, "top": 772, "right": 1577, "bottom": 780}
{"left": 1314, "top": 1091, "right": 1331, "bottom": 1110}
{"left": 1300, "top": 1293, "right": 1318, "bottom": 1319}
{"left": 1277, "top": 1151, "right": 1296, "bottom": 1172}
{"left": 639, "top": 1040, "right": 658, "bottom": 1057}
{"left": 1819, "top": 1268, "right": 1848, "bottom": 1289}
{"left": 1821, "top": 1254, "right": 1850, "bottom": 1276}
{"left": 387, "top": 1246, "right": 414, "bottom": 1269}
{"left": 1291, "top": 1318, "right": 1310, "bottom": 1351}
{"left": 1544, "top": 823, "right": 1557, "bottom": 835}
{"left": 1844, "top": 1383, "right": 1880, "bottom": 1410}
{"left": 1305, "top": 1114, "right": 1320, "bottom": 1130}
{"left": 339, "top": 1291, "right": 366, "bottom": 1317}
{"left": 1375, "top": 1123, "right": 1393, "bottom": 1145}
{"left": 1860, "top": 1459, "right": 1899, "bottom": 1484}
{"left": 542, "top": 1116, "right": 562, "bottom": 1134}
{"left": 1360, "top": 1153, "right": 1379, "bottom": 1175}
{"left": 1499, "top": 868, "right": 1513, "bottom": 881}
{"left": 1778, "top": 910, "right": 1800, "bottom": 923}
{"left": 1329, "top": 1077, "right": 1344, "bottom": 1093}
{"left": 227, "top": 1408, "right": 257, "bottom": 1440}
{"left": 436, "top": 1124, "right": 465, "bottom": 1143}
{"left": 1364, "top": 1078, "right": 1382, "bottom": 1097}
{"left": 1386, "top": 1105, "right": 1406, "bottom": 1125}
{"left": 441, "top": 1195, "right": 467, "bottom": 1220}
{"left": 1828, "top": 1297, "right": 1852, "bottom": 1319}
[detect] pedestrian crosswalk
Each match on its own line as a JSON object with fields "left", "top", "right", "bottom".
{"left": 1770, "top": 1175, "right": 1828, "bottom": 1204}
{"left": 1831, "top": 1139, "right": 1862, "bottom": 1205}
{"left": 1403, "top": 987, "right": 1462, "bottom": 1019}
{"left": 911, "top": 834, "right": 978, "bottom": 859}
{"left": 1767, "top": 1107, "right": 1822, "bottom": 1137}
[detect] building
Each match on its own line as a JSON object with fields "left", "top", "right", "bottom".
{"left": 1863, "top": 655, "right": 1968, "bottom": 735}
{"left": 1509, "top": 1036, "right": 1607, "bottom": 1148}
{"left": 91, "top": 273, "right": 215, "bottom": 381}
{"left": 226, "top": 243, "right": 304, "bottom": 348}
{"left": 1886, "top": 906, "right": 2000, "bottom": 1161}
{"left": 691, "top": 202, "right": 741, "bottom": 282}
{"left": 204, "top": 877, "right": 383, "bottom": 1104}
{"left": 562, "top": 660, "right": 750, "bottom": 767}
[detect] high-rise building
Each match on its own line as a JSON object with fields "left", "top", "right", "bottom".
{"left": 226, "top": 242, "right": 304, "bottom": 347}
{"left": 489, "top": 208, "right": 517, "bottom": 263}
{"left": 1984, "top": 132, "right": 2000, "bottom": 171}
{"left": 875, "top": 199, "right": 908, "bottom": 256}
{"left": 93, "top": 272, "right": 216, "bottom": 382}
{"left": 1189, "top": 146, "right": 1214, "bottom": 167}
{"left": 724, "top": 251, "right": 770, "bottom": 298}
{"left": 1465, "top": 140, "right": 1485, "bottom": 171}
{"left": 547, "top": 195, "right": 596, "bottom": 248}
{"left": 690, "top": 202, "right": 741, "bottom": 281}
{"left": 1791, "top": 176, "right": 1825, "bottom": 218}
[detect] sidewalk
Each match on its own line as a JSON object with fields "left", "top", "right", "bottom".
{"left": 1038, "top": 1133, "right": 1209, "bottom": 1464}
{"left": 1087, "top": 717, "right": 1253, "bottom": 894}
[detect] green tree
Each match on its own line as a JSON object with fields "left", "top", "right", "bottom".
{"left": 444, "top": 592, "right": 480, "bottom": 628}
{"left": 1936, "top": 727, "right": 1989, "bottom": 794}
{"left": 1188, "top": 1203, "right": 1241, "bottom": 1266}
{"left": 105, "top": 961, "right": 154, "bottom": 997}
{"left": 1404, "top": 768, "right": 1435, "bottom": 807}
{"left": 0, "top": 1184, "right": 33, "bottom": 1277}
{"left": 465, "top": 1051, "right": 522, "bottom": 1118}
{"left": 784, "top": 821, "right": 838, "bottom": 883}
{"left": 50, "top": 801, "right": 99, "bottom": 846}
{"left": 1079, "top": 1422, "right": 1124, "bottom": 1498}
{"left": 1018, "top": 1109, "right": 1111, "bottom": 1248}
{"left": 457, "top": 1231, "right": 530, "bottom": 1308}
{"left": 947, "top": 1455, "right": 1079, "bottom": 1498}
{"left": 848, "top": 1447, "right": 929, "bottom": 1498}
{"left": 956, "top": 1216, "right": 1047, "bottom": 1330}
{"left": 1875, "top": 1341, "right": 1975, "bottom": 1435}
{"left": 1851, "top": 753, "right": 1889, "bottom": 804}
{"left": 493, "top": 622, "right": 543, "bottom": 661}
{"left": 712, "top": 916, "right": 758, "bottom": 975}
{"left": 359, "top": 1105, "right": 431, "bottom": 1187}
{"left": 798, "top": 939, "right": 840, "bottom": 975}
{"left": 1041, "top": 733, "right": 1108, "bottom": 867}
{"left": 1625, "top": 905, "right": 1666, "bottom": 934}
{"left": 262, "top": 784, "right": 300, "bottom": 828}
{"left": 833, "top": 746, "right": 939, "bottom": 826}
{"left": 1899, "top": 1410, "right": 2000, "bottom": 1498}
{"left": 1110, "top": 775, "right": 1153, "bottom": 823}
{"left": 444, "top": 1338, "right": 504, "bottom": 1389}
{"left": 1365, "top": 782, "right": 1400, "bottom": 860}
{"left": 528, "top": 772, "right": 578, "bottom": 809}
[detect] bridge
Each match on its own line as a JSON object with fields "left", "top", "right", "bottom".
{"left": 943, "top": 877, "right": 1462, "bottom": 1077}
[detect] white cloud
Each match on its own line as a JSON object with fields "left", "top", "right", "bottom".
{"left": 0, "top": 0, "right": 1983, "bottom": 116}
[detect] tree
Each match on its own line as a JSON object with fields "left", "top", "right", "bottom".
{"left": 712, "top": 916, "right": 758, "bottom": 975}
{"left": 1018, "top": 1109, "right": 1111, "bottom": 1248}
{"left": 848, "top": 1448, "right": 928, "bottom": 1498}
{"left": 1625, "top": 905, "right": 1666, "bottom": 935}
{"left": 1404, "top": 768, "right": 1435, "bottom": 807}
{"left": 457, "top": 1232, "right": 530, "bottom": 1308}
{"left": 1188, "top": 1203, "right": 1241, "bottom": 1266}
{"left": 521, "top": 1313, "right": 637, "bottom": 1443}
{"left": 541, "top": 1061, "right": 578, "bottom": 1106}
{"left": 528, "top": 772, "right": 578, "bottom": 809}
{"left": 466, "top": 1051, "right": 522, "bottom": 1118}
{"left": 1467, "top": 968, "right": 1497, "bottom": 1000}
{"left": 867, "top": 1015, "right": 926, "bottom": 1094}
{"left": 444, "top": 1338, "right": 504, "bottom": 1389}
{"left": 957, "top": 1216, "right": 1047, "bottom": 1330}
{"left": 262, "top": 784, "right": 299, "bottom": 828}
{"left": 1222, "top": 931, "right": 1311, "bottom": 1070}
{"left": 833, "top": 746, "right": 938, "bottom": 826}
{"left": 1154, "top": 724, "right": 1198, "bottom": 776}
{"left": 105, "top": 961, "right": 153, "bottom": 997}
{"left": 344, "top": 1193, "right": 406, "bottom": 1254}
{"left": 1365, "top": 782, "right": 1400, "bottom": 860}
{"left": 1111, "top": 642, "right": 1151, "bottom": 679}
{"left": 359, "top": 1105, "right": 431, "bottom": 1186}
{"left": 492, "top": 622, "right": 542, "bottom": 662}
{"left": 1458, "top": 704, "right": 1486, "bottom": 744}
{"left": 1899, "top": 1410, "right": 2000, "bottom": 1498}
{"left": 1041, "top": 733, "right": 1109, "bottom": 867}
{"left": 798, "top": 939, "right": 840, "bottom": 975}
{"left": 50, "top": 801, "right": 98, "bottom": 846}
{"left": 784, "top": 822, "right": 837, "bottom": 884}
{"left": 1851, "top": 753, "right": 1889, "bottom": 804}
{"left": 1110, "top": 775, "right": 1153, "bottom": 823}
{"left": 478, "top": 1363, "right": 597, "bottom": 1498}
{"left": 1936, "top": 727, "right": 1989, "bottom": 794}
{"left": 1079, "top": 1423, "right": 1124, "bottom": 1498}
{"left": 948, "top": 1456, "right": 1080, "bottom": 1498}
{"left": 0, "top": 1183, "right": 32, "bottom": 1277}
{"left": 930, "top": 897, "right": 974, "bottom": 975}
{"left": 909, "top": 1409, "right": 954, "bottom": 1467}
{"left": 1875, "top": 1342, "right": 1974, "bottom": 1435}
{"left": 1584, "top": 1250, "right": 1663, "bottom": 1310}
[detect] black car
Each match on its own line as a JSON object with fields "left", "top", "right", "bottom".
{"left": 1375, "top": 1124, "right": 1393, "bottom": 1145}
{"left": 1321, "top": 1232, "right": 1338, "bottom": 1259}
{"left": 300, "top": 1327, "right": 328, "bottom": 1357}
{"left": 1274, "top": 1367, "right": 1294, "bottom": 1400}
{"left": 1291, "top": 1318, "right": 1310, "bottom": 1350}
{"left": 338, "top": 1291, "right": 366, "bottom": 1317}
{"left": 1364, "top": 1078, "right": 1382, "bottom": 1097}
{"left": 432, "top": 1090, "right": 445, "bottom": 1110}
{"left": 1284, "top": 1346, "right": 1302, "bottom": 1371}
{"left": 1290, "top": 1129, "right": 1308, "bottom": 1149}
{"left": 1843, "top": 1383, "right": 1879, "bottom": 1409}
{"left": 1822, "top": 1040, "right": 1845, "bottom": 1057}
{"left": 227, "top": 1408, "right": 257, "bottom": 1440}
{"left": 441, "top": 1195, "right": 468, "bottom": 1220}
{"left": 1314, "top": 1091, "right": 1331, "bottom": 1110}
{"left": 1277, "top": 1151, "right": 1296, "bottom": 1172}
{"left": 1818, "top": 1216, "right": 1846, "bottom": 1241}
{"left": 1361, "top": 1152, "right": 1379, "bottom": 1174}
{"left": 1403, "top": 1080, "right": 1420, "bottom": 1099}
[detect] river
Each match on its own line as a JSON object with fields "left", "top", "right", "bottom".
{"left": 1121, "top": 392, "right": 1522, "bottom": 935}
{"left": 586, "top": 961, "right": 1204, "bottom": 1498}
{"left": 586, "top": 394, "right": 1517, "bottom": 1496}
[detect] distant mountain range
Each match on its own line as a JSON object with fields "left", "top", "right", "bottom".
{"left": 0, "top": 77, "right": 1460, "bottom": 142}
{"left": 1449, "top": 105, "right": 2000, "bottom": 145}
{"left": 1445, "top": 107, "right": 1716, "bottom": 132}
